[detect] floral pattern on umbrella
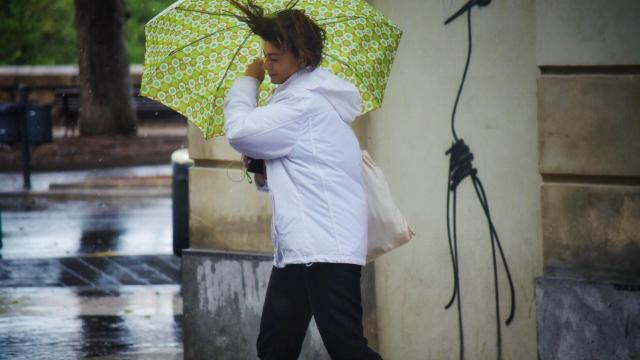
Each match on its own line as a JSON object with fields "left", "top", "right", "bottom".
{"left": 141, "top": 0, "right": 402, "bottom": 139}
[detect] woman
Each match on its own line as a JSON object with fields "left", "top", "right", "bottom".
{"left": 224, "top": 2, "right": 381, "bottom": 359}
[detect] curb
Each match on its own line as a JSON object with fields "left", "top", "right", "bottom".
{"left": 0, "top": 188, "right": 171, "bottom": 199}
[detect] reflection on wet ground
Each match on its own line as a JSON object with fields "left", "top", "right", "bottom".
{"left": 0, "top": 197, "right": 172, "bottom": 259}
{"left": 0, "top": 286, "right": 182, "bottom": 359}
{"left": 0, "top": 271, "right": 184, "bottom": 359}
{"left": 0, "top": 188, "right": 184, "bottom": 359}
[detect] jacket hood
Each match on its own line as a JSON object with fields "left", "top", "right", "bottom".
{"left": 280, "top": 67, "right": 362, "bottom": 124}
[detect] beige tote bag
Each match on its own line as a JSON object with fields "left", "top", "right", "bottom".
{"left": 362, "top": 150, "right": 415, "bottom": 262}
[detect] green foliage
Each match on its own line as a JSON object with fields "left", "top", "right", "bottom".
{"left": 0, "top": 0, "right": 77, "bottom": 65}
{"left": 0, "top": 0, "right": 175, "bottom": 65}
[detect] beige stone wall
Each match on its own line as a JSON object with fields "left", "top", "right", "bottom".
{"left": 187, "top": 121, "right": 273, "bottom": 253}
{"left": 534, "top": 2, "right": 640, "bottom": 357}
{"left": 367, "top": 0, "right": 540, "bottom": 358}
{"left": 538, "top": 76, "right": 640, "bottom": 177}
{"left": 536, "top": 0, "right": 640, "bottom": 284}
{"left": 536, "top": 0, "right": 640, "bottom": 66}
{"left": 542, "top": 184, "right": 640, "bottom": 282}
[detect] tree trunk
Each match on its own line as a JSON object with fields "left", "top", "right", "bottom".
{"left": 75, "top": 0, "right": 137, "bottom": 136}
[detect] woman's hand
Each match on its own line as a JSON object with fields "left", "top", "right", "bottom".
{"left": 254, "top": 173, "right": 267, "bottom": 187}
{"left": 245, "top": 58, "right": 265, "bottom": 83}
{"left": 242, "top": 155, "right": 267, "bottom": 187}
{"left": 242, "top": 154, "right": 251, "bottom": 168}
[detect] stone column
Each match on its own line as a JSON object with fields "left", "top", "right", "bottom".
{"left": 536, "top": 1, "right": 640, "bottom": 359}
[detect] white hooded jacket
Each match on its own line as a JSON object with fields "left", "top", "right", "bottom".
{"left": 224, "top": 67, "right": 367, "bottom": 268}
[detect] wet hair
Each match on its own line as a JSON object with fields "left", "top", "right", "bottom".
{"left": 229, "top": 0, "right": 325, "bottom": 69}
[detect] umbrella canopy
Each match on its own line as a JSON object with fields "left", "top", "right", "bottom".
{"left": 141, "top": 0, "right": 402, "bottom": 139}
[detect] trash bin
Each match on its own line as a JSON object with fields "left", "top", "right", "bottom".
{"left": 0, "top": 103, "right": 52, "bottom": 145}
{"left": 25, "top": 104, "right": 53, "bottom": 144}
{"left": 171, "top": 148, "right": 194, "bottom": 257}
{"left": 0, "top": 103, "right": 19, "bottom": 144}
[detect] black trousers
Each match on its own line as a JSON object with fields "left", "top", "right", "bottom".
{"left": 257, "top": 263, "right": 382, "bottom": 360}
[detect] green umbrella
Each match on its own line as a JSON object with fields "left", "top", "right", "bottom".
{"left": 141, "top": 0, "right": 402, "bottom": 139}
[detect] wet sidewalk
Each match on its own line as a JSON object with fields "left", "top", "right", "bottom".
{"left": 0, "top": 196, "right": 173, "bottom": 259}
{"left": 0, "top": 176, "right": 185, "bottom": 359}
{"left": 0, "top": 285, "right": 182, "bottom": 359}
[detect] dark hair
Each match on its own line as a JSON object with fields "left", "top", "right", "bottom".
{"left": 229, "top": 0, "right": 325, "bottom": 69}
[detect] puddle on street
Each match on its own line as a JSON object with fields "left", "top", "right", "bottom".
{"left": 0, "top": 285, "right": 182, "bottom": 359}
{"left": 0, "top": 165, "right": 183, "bottom": 358}
{"left": 0, "top": 197, "right": 173, "bottom": 259}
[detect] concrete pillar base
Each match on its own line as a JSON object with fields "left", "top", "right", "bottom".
{"left": 536, "top": 277, "right": 640, "bottom": 360}
{"left": 183, "top": 249, "right": 380, "bottom": 359}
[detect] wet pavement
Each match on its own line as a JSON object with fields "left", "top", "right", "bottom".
{"left": 0, "top": 197, "right": 173, "bottom": 259}
{"left": 0, "top": 286, "right": 182, "bottom": 359}
{"left": 0, "top": 175, "right": 184, "bottom": 359}
{"left": 0, "top": 255, "right": 180, "bottom": 287}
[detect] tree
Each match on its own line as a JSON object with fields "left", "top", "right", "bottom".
{"left": 75, "top": 0, "right": 137, "bottom": 136}
{"left": 0, "top": 0, "right": 175, "bottom": 66}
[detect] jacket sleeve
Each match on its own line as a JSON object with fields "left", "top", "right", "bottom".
{"left": 223, "top": 76, "right": 307, "bottom": 160}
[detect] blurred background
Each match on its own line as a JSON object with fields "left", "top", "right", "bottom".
{"left": 1, "top": 1, "right": 189, "bottom": 359}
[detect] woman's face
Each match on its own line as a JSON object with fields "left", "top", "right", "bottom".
{"left": 262, "top": 41, "right": 301, "bottom": 84}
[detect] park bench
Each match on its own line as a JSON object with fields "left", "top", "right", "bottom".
{"left": 54, "top": 87, "right": 183, "bottom": 135}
